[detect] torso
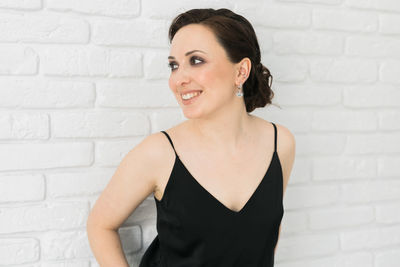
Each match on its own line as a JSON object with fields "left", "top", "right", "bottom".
{"left": 154, "top": 115, "right": 278, "bottom": 213}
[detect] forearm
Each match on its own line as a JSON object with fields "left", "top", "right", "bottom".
{"left": 87, "top": 224, "right": 130, "bottom": 267}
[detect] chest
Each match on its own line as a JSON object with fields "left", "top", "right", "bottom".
{"left": 155, "top": 138, "right": 275, "bottom": 213}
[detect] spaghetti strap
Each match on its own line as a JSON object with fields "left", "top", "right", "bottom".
{"left": 160, "top": 130, "right": 178, "bottom": 157}
{"left": 271, "top": 122, "right": 277, "bottom": 153}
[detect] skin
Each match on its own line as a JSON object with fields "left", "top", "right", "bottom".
{"left": 87, "top": 23, "right": 296, "bottom": 266}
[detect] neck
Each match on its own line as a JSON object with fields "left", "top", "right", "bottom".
{"left": 187, "top": 103, "right": 254, "bottom": 156}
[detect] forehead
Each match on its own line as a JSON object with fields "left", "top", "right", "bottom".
{"left": 170, "top": 24, "right": 223, "bottom": 57}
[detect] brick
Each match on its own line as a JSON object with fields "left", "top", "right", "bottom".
{"left": 0, "top": 46, "right": 37, "bottom": 75}
{"left": 276, "top": 252, "right": 372, "bottom": 267}
{"left": 41, "top": 261, "right": 90, "bottom": 267}
{"left": 0, "top": 202, "right": 89, "bottom": 233}
{"left": 0, "top": 0, "right": 41, "bottom": 10}
{"left": 312, "top": 110, "right": 377, "bottom": 131}
{"left": 263, "top": 55, "right": 308, "bottom": 82}
{"left": 378, "top": 156, "right": 400, "bottom": 177}
{"left": 295, "top": 133, "right": 345, "bottom": 155}
{"left": 376, "top": 202, "right": 400, "bottom": 223}
{"left": 284, "top": 157, "right": 310, "bottom": 184}
{"left": 345, "top": 133, "right": 400, "bottom": 154}
{"left": 42, "top": 230, "right": 92, "bottom": 260}
{"left": 344, "top": 84, "right": 400, "bottom": 107}
{"left": 313, "top": 157, "right": 376, "bottom": 181}
{"left": 313, "top": 8, "right": 377, "bottom": 32}
{"left": 47, "top": 0, "right": 140, "bottom": 18}
{"left": 51, "top": 111, "right": 149, "bottom": 138}
{"left": 346, "top": 36, "right": 400, "bottom": 57}
{"left": 109, "top": 50, "right": 143, "bottom": 78}
{"left": 140, "top": 220, "right": 158, "bottom": 251}
{"left": 340, "top": 252, "right": 373, "bottom": 267}
{"left": 96, "top": 81, "right": 176, "bottom": 108}
{"left": 277, "top": 0, "right": 341, "bottom": 4}
{"left": 341, "top": 225, "right": 400, "bottom": 250}
{"left": 237, "top": 3, "right": 311, "bottom": 29}
{"left": 341, "top": 180, "right": 400, "bottom": 203}
{"left": 274, "top": 32, "right": 343, "bottom": 55}
{"left": 284, "top": 184, "right": 339, "bottom": 209}
{"left": 275, "top": 233, "right": 338, "bottom": 260}
{"left": 0, "top": 238, "right": 39, "bottom": 265}
{"left": 41, "top": 227, "right": 139, "bottom": 260}
{"left": 118, "top": 226, "right": 141, "bottom": 253}
{"left": 309, "top": 206, "right": 374, "bottom": 229}
{"left": 46, "top": 170, "right": 113, "bottom": 198}
{"left": 0, "top": 13, "right": 89, "bottom": 43}
{"left": 150, "top": 109, "right": 186, "bottom": 134}
{"left": 122, "top": 198, "right": 157, "bottom": 224}
{"left": 276, "top": 84, "right": 341, "bottom": 106}
{"left": 0, "top": 79, "right": 95, "bottom": 108}
{"left": 375, "top": 248, "right": 400, "bottom": 267}
{"left": 42, "top": 47, "right": 142, "bottom": 77}
{"left": 142, "top": 0, "right": 235, "bottom": 20}
{"left": 95, "top": 139, "right": 141, "bottom": 166}
{"left": 379, "top": 14, "right": 400, "bottom": 35}
{"left": 143, "top": 50, "right": 170, "bottom": 79}
{"left": 0, "top": 112, "right": 49, "bottom": 139}
{"left": 280, "top": 210, "right": 307, "bottom": 234}
{"left": 0, "top": 142, "right": 93, "bottom": 171}
{"left": 92, "top": 20, "right": 169, "bottom": 48}
{"left": 380, "top": 60, "right": 400, "bottom": 83}
{"left": 0, "top": 174, "right": 45, "bottom": 203}
{"left": 256, "top": 28, "right": 273, "bottom": 53}
{"left": 310, "top": 58, "right": 377, "bottom": 83}
{"left": 379, "top": 111, "right": 400, "bottom": 130}
{"left": 346, "top": 0, "right": 400, "bottom": 13}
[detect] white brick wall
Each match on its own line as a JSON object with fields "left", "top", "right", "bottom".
{"left": 0, "top": 0, "right": 398, "bottom": 266}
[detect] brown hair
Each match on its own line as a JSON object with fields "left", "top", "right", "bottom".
{"left": 168, "top": 8, "right": 276, "bottom": 113}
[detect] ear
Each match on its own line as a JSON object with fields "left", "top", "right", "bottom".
{"left": 235, "top": 57, "right": 251, "bottom": 87}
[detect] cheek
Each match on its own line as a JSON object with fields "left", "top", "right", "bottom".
{"left": 196, "top": 65, "right": 224, "bottom": 87}
{"left": 197, "top": 65, "right": 233, "bottom": 92}
{"left": 168, "top": 76, "right": 177, "bottom": 93}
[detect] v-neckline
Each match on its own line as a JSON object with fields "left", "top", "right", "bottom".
{"left": 176, "top": 151, "right": 277, "bottom": 215}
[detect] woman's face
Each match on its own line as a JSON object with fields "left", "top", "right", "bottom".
{"left": 168, "top": 24, "right": 241, "bottom": 118}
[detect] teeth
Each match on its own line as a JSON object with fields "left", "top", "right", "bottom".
{"left": 182, "top": 91, "right": 201, "bottom": 100}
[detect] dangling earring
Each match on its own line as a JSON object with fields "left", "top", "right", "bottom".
{"left": 236, "top": 72, "right": 245, "bottom": 97}
{"left": 236, "top": 83, "right": 243, "bottom": 97}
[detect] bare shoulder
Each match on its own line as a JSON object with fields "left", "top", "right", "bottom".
{"left": 141, "top": 129, "right": 179, "bottom": 193}
{"left": 273, "top": 122, "right": 296, "bottom": 197}
{"left": 274, "top": 122, "right": 296, "bottom": 153}
{"left": 253, "top": 116, "right": 295, "bottom": 197}
{"left": 86, "top": 131, "right": 174, "bottom": 230}
{"left": 133, "top": 130, "right": 175, "bottom": 179}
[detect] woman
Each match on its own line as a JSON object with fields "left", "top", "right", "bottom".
{"left": 87, "top": 8, "right": 295, "bottom": 267}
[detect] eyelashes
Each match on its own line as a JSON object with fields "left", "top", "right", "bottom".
{"left": 167, "top": 56, "right": 204, "bottom": 71}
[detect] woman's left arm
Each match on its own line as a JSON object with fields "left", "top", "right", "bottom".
{"left": 274, "top": 123, "right": 296, "bottom": 254}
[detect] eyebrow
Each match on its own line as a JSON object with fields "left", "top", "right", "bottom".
{"left": 168, "top": 50, "right": 206, "bottom": 60}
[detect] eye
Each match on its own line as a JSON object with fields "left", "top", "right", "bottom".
{"left": 168, "top": 61, "right": 178, "bottom": 71}
{"left": 190, "top": 56, "right": 204, "bottom": 65}
{"left": 167, "top": 56, "right": 204, "bottom": 72}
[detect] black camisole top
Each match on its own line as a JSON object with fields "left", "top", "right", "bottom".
{"left": 139, "top": 122, "right": 284, "bottom": 267}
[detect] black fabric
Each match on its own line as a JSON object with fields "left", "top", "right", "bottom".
{"left": 139, "top": 122, "right": 284, "bottom": 267}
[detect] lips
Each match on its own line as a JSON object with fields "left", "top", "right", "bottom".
{"left": 180, "top": 90, "right": 203, "bottom": 95}
{"left": 181, "top": 90, "right": 203, "bottom": 105}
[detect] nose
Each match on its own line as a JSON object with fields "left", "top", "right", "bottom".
{"left": 174, "top": 66, "right": 191, "bottom": 87}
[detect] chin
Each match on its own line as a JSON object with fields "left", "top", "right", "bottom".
{"left": 181, "top": 108, "right": 203, "bottom": 120}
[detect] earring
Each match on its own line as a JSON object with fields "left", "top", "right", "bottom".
{"left": 236, "top": 83, "right": 243, "bottom": 97}
{"left": 236, "top": 72, "right": 245, "bottom": 97}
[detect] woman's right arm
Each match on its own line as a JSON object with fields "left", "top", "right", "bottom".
{"left": 86, "top": 133, "right": 164, "bottom": 267}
